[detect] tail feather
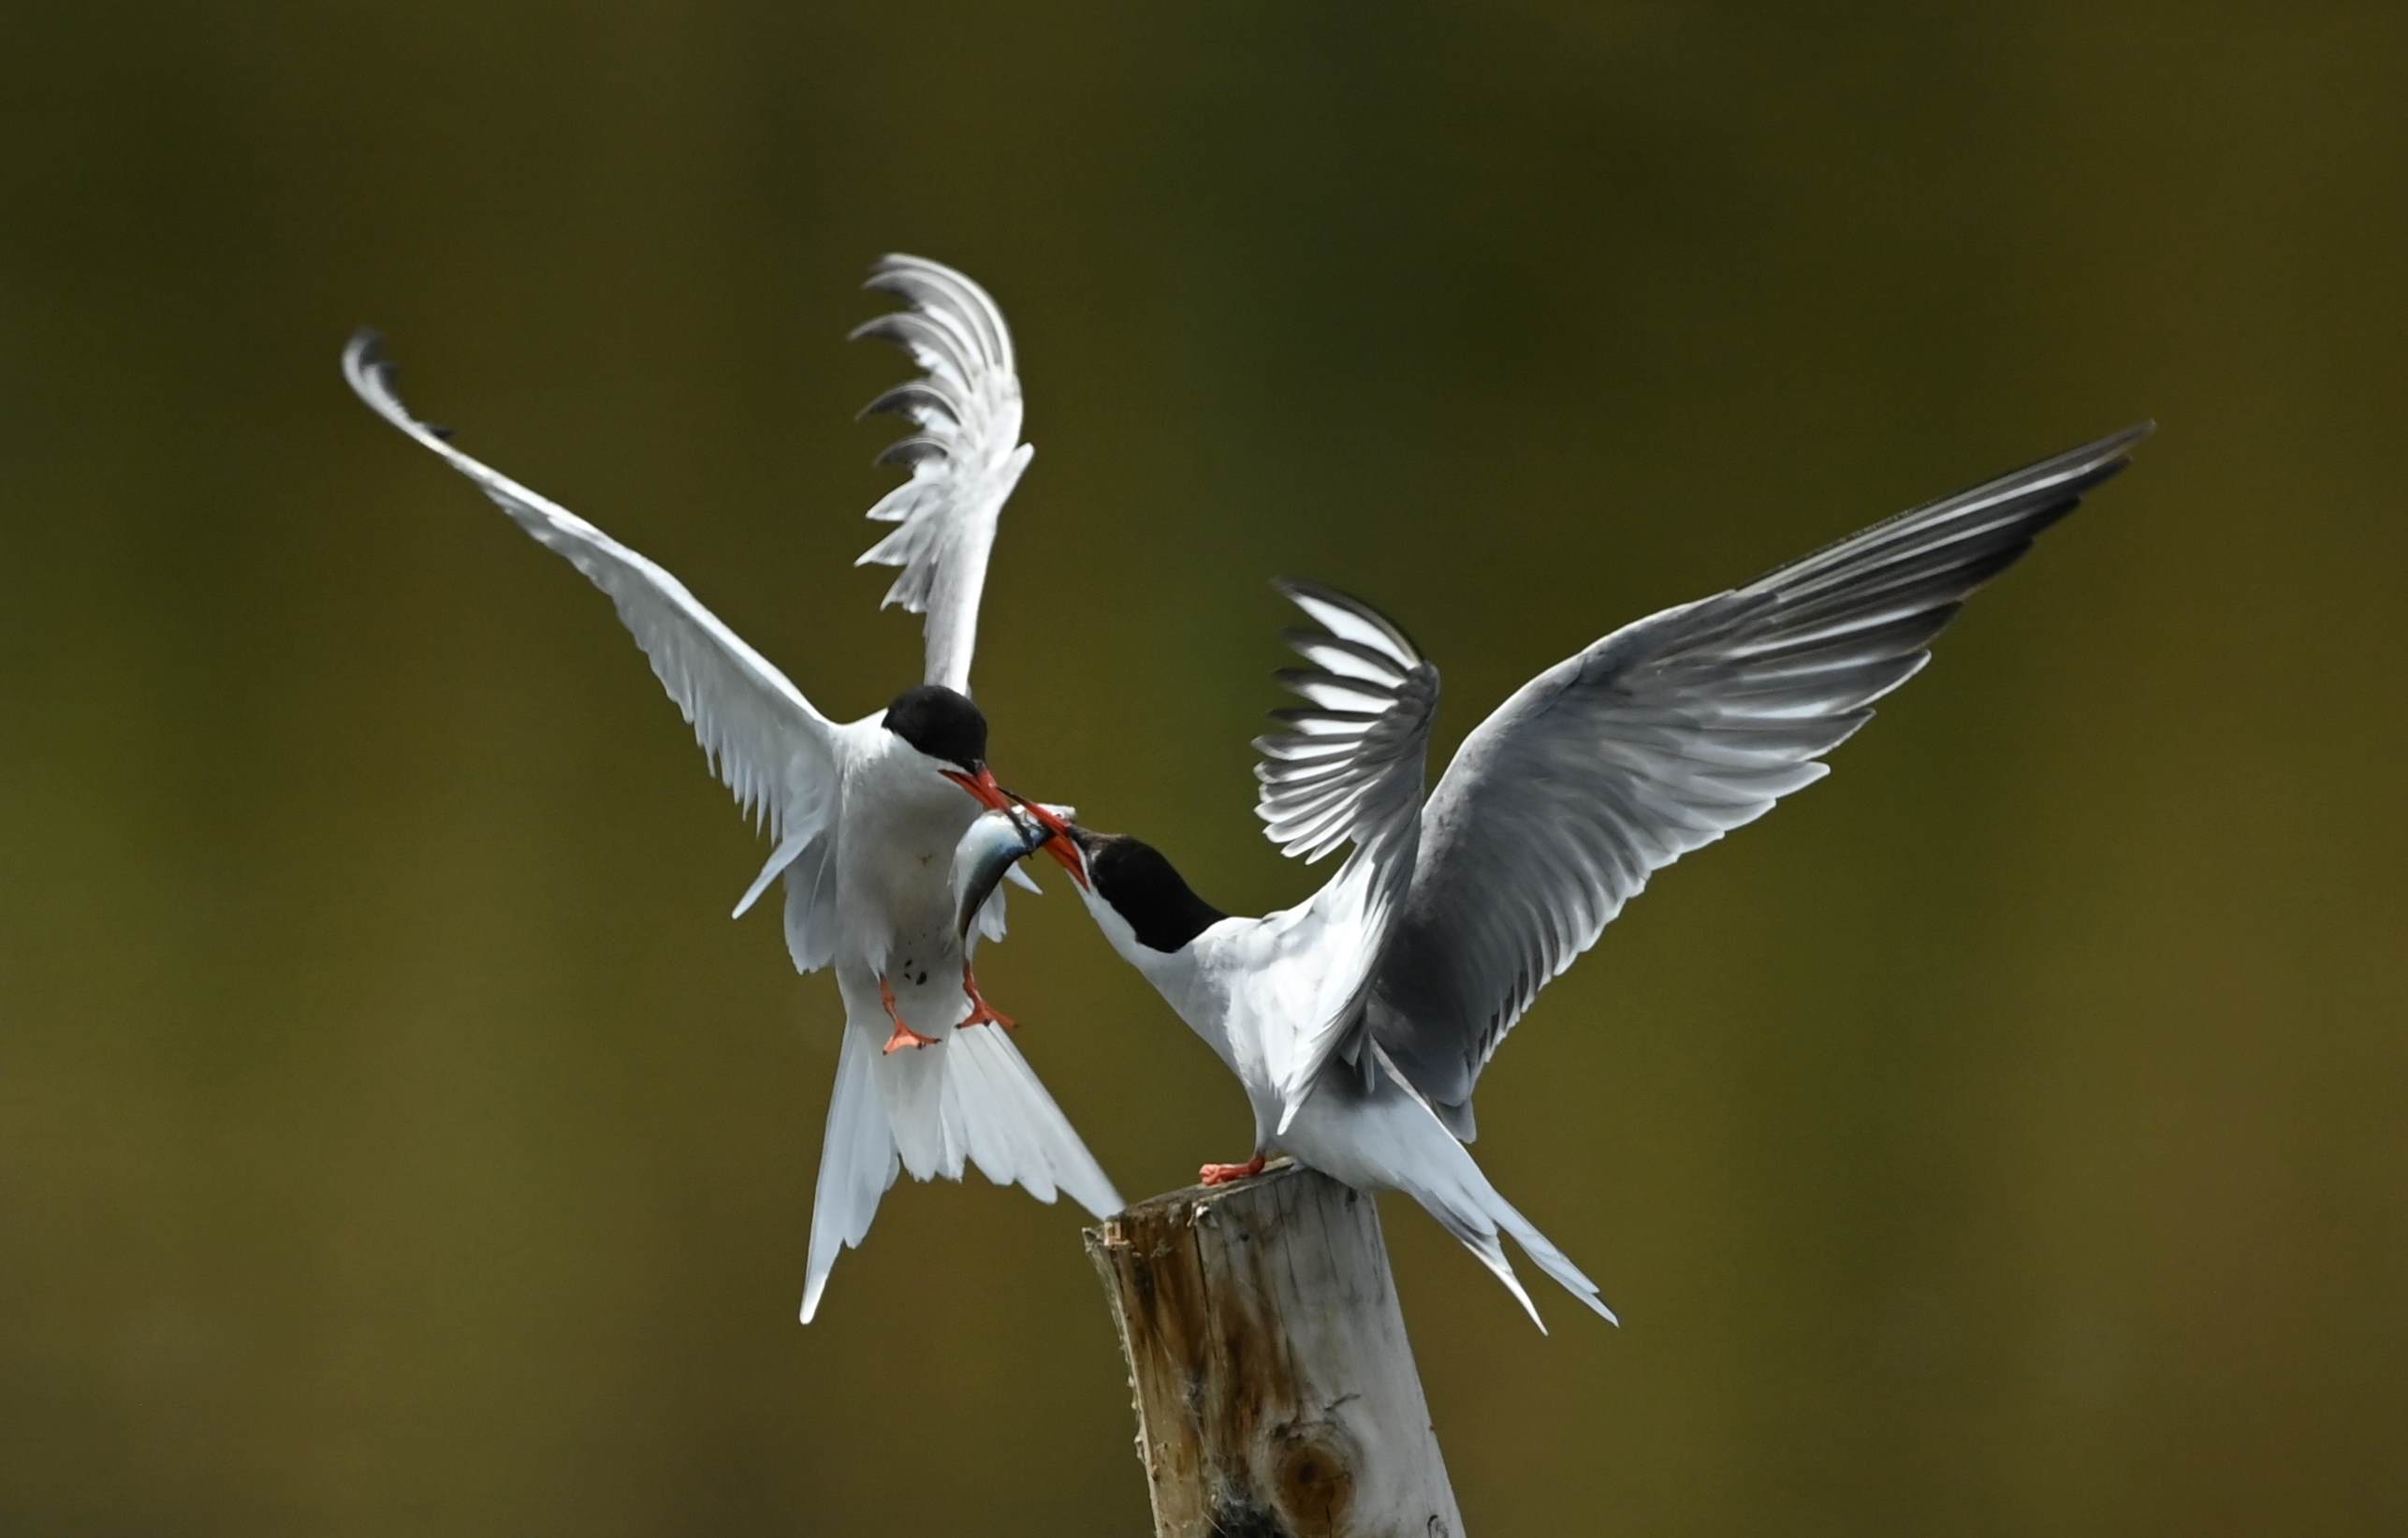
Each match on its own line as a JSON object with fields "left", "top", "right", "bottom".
{"left": 1437, "top": 1214, "right": 1548, "bottom": 1333}
{"left": 800, "top": 1020, "right": 1121, "bottom": 1323}
{"left": 878, "top": 1033, "right": 953, "bottom": 1179}
{"left": 941, "top": 1026, "right": 1120, "bottom": 1218}
{"left": 1391, "top": 1112, "right": 1618, "bottom": 1331}
{"left": 943, "top": 1026, "right": 1048, "bottom": 1197}
{"left": 1494, "top": 1198, "right": 1618, "bottom": 1328}
{"left": 800, "top": 1027, "right": 900, "bottom": 1323}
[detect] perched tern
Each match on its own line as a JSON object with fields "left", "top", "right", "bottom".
{"left": 956, "top": 426, "right": 2148, "bottom": 1327}
{"left": 343, "top": 255, "right": 1113, "bottom": 1323}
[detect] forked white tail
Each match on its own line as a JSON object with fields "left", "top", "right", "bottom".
{"left": 1325, "top": 1083, "right": 1618, "bottom": 1333}
{"left": 1395, "top": 1132, "right": 1619, "bottom": 1334}
{"left": 799, "top": 1022, "right": 1121, "bottom": 1322}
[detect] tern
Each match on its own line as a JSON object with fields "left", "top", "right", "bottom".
{"left": 954, "top": 425, "right": 2148, "bottom": 1327}
{"left": 343, "top": 255, "right": 1115, "bottom": 1322}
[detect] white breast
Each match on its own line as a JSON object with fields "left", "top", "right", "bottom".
{"left": 1095, "top": 904, "right": 1291, "bottom": 1147}
{"left": 836, "top": 728, "right": 985, "bottom": 982}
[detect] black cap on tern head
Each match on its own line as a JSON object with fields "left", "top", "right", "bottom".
{"left": 883, "top": 683, "right": 988, "bottom": 772}
{"left": 1072, "top": 826, "right": 1227, "bottom": 954}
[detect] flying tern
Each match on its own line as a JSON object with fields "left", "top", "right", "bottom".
{"left": 344, "top": 255, "right": 1114, "bottom": 1323}
{"left": 955, "top": 425, "right": 2148, "bottom": 1327}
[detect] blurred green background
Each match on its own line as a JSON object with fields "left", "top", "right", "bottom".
{"left": 6, "top": 2, "right": 2404, "bottom": 1532}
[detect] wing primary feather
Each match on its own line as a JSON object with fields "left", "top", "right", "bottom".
{"left": 857, "top": 380, "right": 962, "bottom": 426}
{"left": 848, "top": 256, "right": 1033, "bottom": 695}
{"left": 1247, "top": 582, "right": 1444, "bottom": 1126}
{"left": 342, "top": 329, "right": 841, "bottom": 966}
{"left": 1367, "top": 426, "right": 2149, "bottom": 1121}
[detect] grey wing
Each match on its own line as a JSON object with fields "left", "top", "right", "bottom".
{"left": 852, "top": 255, "right": 1034, "bottom": 696}
{"left": 1377, "top": 425, "right": 2151, "bottom": 1132}
{"left": 1248, "top": 581, "right": 1442, "bottom": 1128}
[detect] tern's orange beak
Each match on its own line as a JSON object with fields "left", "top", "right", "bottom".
{"left": 941, "top": 765, "right": 1013, "bottom": 812}
{"left": 943, "top": 766, "right": 1088, "bottom": 888}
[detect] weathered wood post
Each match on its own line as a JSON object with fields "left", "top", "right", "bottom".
{"left": 1087, "top": 1162, "right": 1464, "bottom": 1537}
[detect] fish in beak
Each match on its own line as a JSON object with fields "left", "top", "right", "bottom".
{"left": 953, "top": 805, "right": 1058, "bottom": 941}
{"left": 1011, "top": 795, "right": 1088, "bottom": 887}
{"left": 941, "top": 763, "right": 1087, "bottom": 888}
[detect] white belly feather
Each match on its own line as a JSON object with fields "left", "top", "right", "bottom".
{"left": 831, "top": 730, "right": 985, "bottom": 1027}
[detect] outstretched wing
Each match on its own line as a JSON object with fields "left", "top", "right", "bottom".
{"left": 851, "top": 255, "right": 1034, "bottom": 696}
{"left": 1375, "top": 425, "right": 2151, "bottom": 1128}
{"left": 344, "top": 331, "right": 843, "bottom": 938}
{"left": 1245, "top": 580, "right": 1441, "bottom": 1129}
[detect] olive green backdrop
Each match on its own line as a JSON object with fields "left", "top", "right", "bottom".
{"left": 5, "top": 3, "right": 2403, "bottom": 1533}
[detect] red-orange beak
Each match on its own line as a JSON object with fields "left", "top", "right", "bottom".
{"left": 942, "top": 767, "right": 1089, "bottom": 888}
{"left": 1016, "top": 798, "right": 1088, "bottom": 889}
{"left": 941, "top": 765, "right": 1013, "bottom": 812}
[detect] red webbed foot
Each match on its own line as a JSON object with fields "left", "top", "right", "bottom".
{"left": 958, "top": 962, "right": 1018, "bottom": 1032}
{"left": 879, "top": 974, "right": 939, "bottom": 1054}
{"left": 1199, "top": 1155, "right": 1268, "bottom": 1187}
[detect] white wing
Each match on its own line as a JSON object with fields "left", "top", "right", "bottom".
{"left": 1373, "top": 425, "right": 2152, "bottom": 1130}
{"left": 1244, "top": 581, "right": 1441, "bottom": 1129}
{"left": 851, "top": 255, "right": 1034, "bottom": 696}
{"left": 344, "top": 331, "right": 843, "bottom": 934}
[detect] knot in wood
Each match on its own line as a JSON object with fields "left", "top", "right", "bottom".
{"left": 1263, "top": 1418, "right": 1358, "bottom": 1536}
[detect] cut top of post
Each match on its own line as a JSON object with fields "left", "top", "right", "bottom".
{"left": 1087, "top": 1164, "right": 1466, "bottom": 1537}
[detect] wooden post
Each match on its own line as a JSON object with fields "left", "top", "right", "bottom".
{"left": 1087, "top": 1162, "right": 1465, "bottom": 1537}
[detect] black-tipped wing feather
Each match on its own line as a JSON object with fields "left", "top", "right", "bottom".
{"left": 1373, "top": 425, "right": 2151, "bottom": 1129}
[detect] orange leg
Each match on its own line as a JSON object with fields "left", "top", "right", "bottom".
{"left": 1199, "top": 1154, "right": 1268, "bottom": 1187}
{"left": 957, "top": 960, "right": 1017, "bottom": 1031}
{"left": 879, "top": 974, "right": 939, "bottom": 1055}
